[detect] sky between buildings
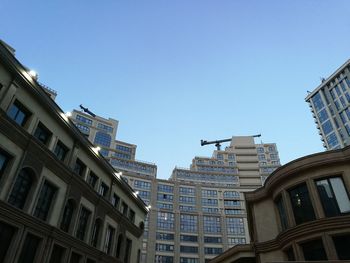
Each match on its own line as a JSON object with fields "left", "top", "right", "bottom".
{"left": 1, "top": 0, "right": 350, "bottom": 179}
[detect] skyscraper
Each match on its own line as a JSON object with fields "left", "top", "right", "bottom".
{"left": 306, "top": 59, "right": 350, "bottom": 149}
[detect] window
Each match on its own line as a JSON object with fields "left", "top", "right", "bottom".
{"left": 8, "top": 168, "right": 34, "bottom": 209}
{"left": 49, "top": 244, "right": 66, "bottom": 263}
{"left": 223, "top": 191, "right": 240, "bottom": 199}
{"left": 94, "top": 132, "right": 111, "bottom": 147}
{"left": 316, "top": 177, "right": 350, "bottom": 217}
{"left": 90, "top": 219, "right": 102, "bottom": 248}
{"left": 158, "top": 184, "right": 174, "bottom": 193}
{"left": 227, "top": 237, "right": 246, "bottom": 246}
{"left": 224, "top": 200, "right": 240, "bottom": 207}
{"left": 179, "top": 205, "right": 196, "bottom": 212}
{"left": 112, "top": 193, "right": 120, "bottom": 208}
{"left": 121, "top": 202, "right": 128, "bottom": 216}
{"left": 157, "top": 212, "right": 174, "bottom": 230}
{"left": 128, "top": 209, "right": 135, "bottom": 223}
{"left": 60, "top": 199, "right": 75, "bottom": 232}
{"left": 180, "top": 214, "right": 198, "bottom": 233}
{"left": 226, "top": 217, "right": 245, "bottom": 235}
{"left": 134, "top": 180, "right": 151, "bottom": 189}
{"left": 157, "top": 202, "right": 173, "bottom": 210}
{"left": 54, "top": 140, "right": 68, "bottom": 161}
{"left": 179, "top": 196, "right": 195, "bottom": 204}
{"left": 157, "top": 193, "right": 173, "bottom": 202}
{"left": 179, "top": 187, "right": 195, "bottom": 195}
{"left": 204, "top": 247, "right": 223, "bottom": 255}
{"left": 258, "top": 154, "right": 266, "bottom": 161}
{"left": 18, "top": 233, "right": 41, "bottom": 263}
{"left": 202, "top": 198, "right": 218, "bottom": 206}
{"left": 124, "top": 238, "right": 132, "bottom": 263}
{"left": 288, "top": 183, "right": 315, "bottom": 224}
{"left": 201, "top": 189, "right": 217, "bottom": 197}
{"left": 75, "top": 123, "right": 90, "bottom": 134}
{"left": 156, "top": 243, "right": 174, "bottom": 252}
{"left": 76, "top": 207, "right": 91, "bottom": 241}
{"left": 70, "top": 252, "right": 82, "bottom": 263}
{"left": 0, "top": 221, "right": 16, "bottom": 262}
{"left": 99, "top": 182, "right": 109, "bottom": 197}
{"left": 97, "top": 123, "right": 113, "bottom": 133}
{"left": 73, "top": 159, "right": 86, "bottom": 176}
{"left": 180, "top": 235, "right": 198, "bottom": 242}
{"left": 333, "top": 234, "right": 350, "bottom": 260}
{"left": 203, "top": 216, "right": 221, "bottom": 233}
{"left": 34, "top": 181, "right": 57, "bottom": 221}
{"left": 34, "top": 122, "right": 52, "bottom": 145}
{"left": 7, "top": 100, "right": 31, "bottom": 126}
{"left": 301, "top": 239, "right": 327, "bottom": 261}
{"left": 87, "top": 172, "right": 98, "bottom": 189}
{"left": 285, "top": 247, "right": 295, "bottom": 261}
{"left": 104, "top": 225, "right": 115, "bottom": 254}
{"left": 202, "top": 207, "right": 219, "bottom": 214}
{"left": 76, "top": 115, "right": 92, "bottom": 125}
{"left": 180, "top": 246, "right": 198, "bottom": 253}
{"left": 156, "top": 232, "right": 174, "bottom": 241}
{"left": 0, "top": 149, "right": 11, "bottom": 179}
{"left": 155, "top": 255, "right": 173, "bottom": 263}
{"left": 180, "top": 258, "right": 198, "bottom": 263}
{"left": 116, "top": 234, "right": 123, "bottom": 259}
{"left": 204, "top": 236, "right": 221, "bottom": 243}
{"left": 275, "top": 196, "right": 288, "bottom": 231}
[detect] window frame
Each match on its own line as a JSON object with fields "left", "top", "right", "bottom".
{"left": 7, "top": 99, "right": 32, "bottom": 127}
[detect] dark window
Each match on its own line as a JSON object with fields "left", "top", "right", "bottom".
{"left": 275, "top": 196, "right": 288, "bottom": 230}
{"left": 54, "top": 141, "right": 68, "bottom": 161}
{"left": 104, "top": 225, "right": 115, "bottom": 254}
{"left": 8, "top": 168, "right": 34, "bottom": 209}
{"left": 180, "top": 246, "right": 198, "bottom": 253}
{"left": 180, "top": 235, "right": 198, "bottom": 242}
{"left": 73, "top": 158, "right": 86, "bottom": 176}
{"left": 124, "top": 238, "right": 132, "bottom": 263}
{"left": 288, "top": 183, "right": 315, "bottom": 224}
{"left": 90, "top": 219, "right": 102, "bottom": 247}
{"left": 7, "top": 100, "right": 31, "bottom": 126}
{"left": 0, "top": 149, "right": 11, "bottom": 179}
{"left": 116, "top": 234, "right": 123, "bottom": 259}
{"left": 34, "top": 122, "right": 52, "bottom": 145}
{"left": 76, "top": 207, "right": 91, "bottom": 241}
{"left": 301, "top": 239, "right": 327, "bottom": 261}
{"left": 0, "top": 221, "right": 16, "bottom": 262}
{"left": 86, "top": 259, "right": 96, "bottom": 263}
{"left": 60, "top": 199, "right": 75, "bottom": 232}
{"left": 69, "top": 252, "right": 82, "bottom": 263}
{"left": 99, "top": 182, "right": 109, "bottom": 197}
{"left": 121, "top": 202, "right": 128, "bottom": 216}
{"left": 87, "top": 172, "right": 98, "bottom": 189}
{"left": 33, "top": 181, "right": 57, "bottom": 221}
{"left": 49, "top": 244, "right": 66, "bottom": 263}
{"left": 204, "top": 236, "right": 222, "bottom": 243}
{"left": 128, "top": 209, "right": 135, "bottom": 223}
{"left": 333, "top": 234, "right": 350, "bottom": 260}
{"left": 285, "top": 247, "right": 295, "bottom": 261}
{"left": 316, "top": 177, "right": 350, "bottom": 217}
{"left": 112, "top": 193, "right": 120, "bottom": 208}
{"left": 17, "top": 233, "right": 41, "bottom": 263}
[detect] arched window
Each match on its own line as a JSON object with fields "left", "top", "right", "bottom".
{"left": 60, "top": 199, "right": 75, "bottom": 232}
{"left": 8, "top": 168, "right": 34, "bottom": 209}
{"left": 90, "top": 218, "right": 102, "bottom": 247}
{"left": 94, "top": 132, "right": 111, "bottom": 147}
{"left": 116, "top": 234, "right": 123, "bottom": 259}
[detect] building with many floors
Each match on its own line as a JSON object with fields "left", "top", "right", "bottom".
{"left": 306, "top": 59, "right": 350, "bottom": 150}
{"left": 0, "top": 40, "right": 147, "bottom": 263}
{"left": 210, "top": 144, "right": 350, "bottom": 263}
{"left": 68, "top": 110, "right": 281, "bottom": 263}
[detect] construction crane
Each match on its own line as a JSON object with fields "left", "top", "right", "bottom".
{"left": 201, "top": 134, "right": 261, "bottom": 151}
{"left": 79, "top": 104, "right": 96, "bottom": 117}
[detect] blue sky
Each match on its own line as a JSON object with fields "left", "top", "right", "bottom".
{"left": 1, "top": 1, "right": 349, "bottom": 179}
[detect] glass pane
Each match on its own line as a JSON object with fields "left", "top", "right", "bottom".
{"left": 330, "top": 178, "right": 350, "bottom": 213}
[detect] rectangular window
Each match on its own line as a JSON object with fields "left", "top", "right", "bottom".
{"left": 34, "top": 122, "right": 52, "bottom": 145}
{"left": 128, "top": 209, "right": 135, "bottom": 223}
{"left": 180, "top": 235, "right": 198, "bottom": 242}
{"left": 0, "top": 150, "right": 11, "bottom": 179}
{"left": 18, "top": 233, "right": 41, "bottom": 263}
{"left": 180, "top": 246, "right": 198, "bottom": 253}
{"left": 156, "top": 232, "right": 174, "bottom": 241}
{"left": 76, "top": 207, "right": 91, "bottom": 241}
{"left": 157, "top": 212, "right": 175, "bottom": 230}
{"left": 0, "top": 221, "right": 16, "bottom": 262}
{"left": 124, "top": 239, "right": 132, "bottom": 263}
{"left": 73, "top": 158, "right": 86, "bottom": 177}
{"left": 275, "top": 196, "right": 288, "bottom": 231}
{"left": 112, "top": 193, "right": 120, "bottom": 208}
{"left": 87, "top": 172, "right": 98, "bottom": 189}
{"left": 203, "top": 216, "right": 221, "bottom": 233}
{"left": 226, "top": 217, "right": 245, "bottom": 235}
{"left": 54, "top": 140, "right": 68, "bottom": 161}
{"left": 49, "top": 244, "right": 66, "bottom": 263}
{"left": 156, "top": 243, "right": 174, "bottom": 252}
{"left": 301, "top": 239, "right": 327, "bottom": 261}
{"left": 180, "top": 214, "right": 198, "bottom": 233}
{"left": 155, "top": 255, "right": 173, "bottom": 263}
{"left": 316, "top": 177, "right": 350, "bottom": 217}
{"left": 33, "top": 181, "right": 57, "bottom": 221}
{"left": 204, "top": 247, "right": 223, "bottom": 255}
{"left": 104, "top": 225, "right": 115, "bottom": 254}
{"left": 157, "top": 184, "right": 174, "bottom": 193}
{"left": 333, "top": 234, "right": 350, "bottom": 260}
{"left": 288, "top": 183, "right": 315, "bottom": 224}
{"left": 204, "top": 236, "right": 222, "bottom": 243}
{"left": 121, "top": 202, "right": 128, "bottom": 216}
{"left": 99, "top": 182, "right": 109, "bottom": 197}
{"left": 69, "top": 252, "right": 82, "bottom": 263}
{"left": 180, "top": 258, "right": 199, "bottom": 263}
{"left": 7, "top": 100, "right": 31, "bottom": 127}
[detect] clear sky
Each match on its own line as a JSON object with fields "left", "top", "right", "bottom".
{"left": 1, "top": 1, "right": 349, "bottom": 179}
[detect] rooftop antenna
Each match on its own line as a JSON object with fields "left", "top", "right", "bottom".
{"left": 79, "top": 104, "right": 96, "bottom": 117}
{"left": 201, "top": 134, "right": 261, "bottom": 151}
